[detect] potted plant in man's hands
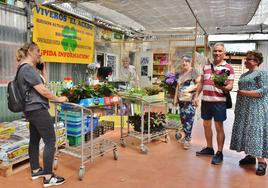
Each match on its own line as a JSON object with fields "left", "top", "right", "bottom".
{"left": 212, "top": 69, "right": 230, "bottom": 86}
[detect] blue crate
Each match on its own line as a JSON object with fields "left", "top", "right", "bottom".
{"left": 59, "top": 111, "right": 94, "bottom": 123}
{"left": 59, "top": 111, "right": 83, "bottom": 122}
{"left": 66, "top": 117, "right": 99, "bottom": 136}
{"left": 61, "top": 103, "right": 76, "bottom": 111}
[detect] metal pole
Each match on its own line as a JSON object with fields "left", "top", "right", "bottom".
{"left": 148, "top": 104, "right": 151, "bottom": 142}
{"left": 141, "top": 101, "right": 144, "bottom": 149}
{"left": 25, "top": 0, "right": 33, "bottom": 42}
{"left": 192, "top": 20, "right": 198, "bottom": 66}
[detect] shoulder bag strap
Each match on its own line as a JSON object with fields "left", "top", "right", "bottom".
{"left": 210, "top": 63, "right": 215, "bottom": 73}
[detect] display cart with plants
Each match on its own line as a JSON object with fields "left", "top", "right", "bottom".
{"left": 119, "top": 87, "right": 169, "bottom": 154}
{"left": 165, "top": 100, "right": 183, "bottom": 141}
{"left": 53, "top": 102, "right": 118, "bottom": 180}
{"left": 52, "top": 83, "right": 119, "bottom": 180}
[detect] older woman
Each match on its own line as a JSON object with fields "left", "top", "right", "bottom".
{"left": 119, "top": 56, "right": 139, "bottom": 87}
{"left": 230, "top": 51, "right": 268, "bottom": 176}
{"left": 174, "top": 55, "right": 201, "bottom": 149}
{"left": 16, "top": 42, "right": 68, "bottom": 186}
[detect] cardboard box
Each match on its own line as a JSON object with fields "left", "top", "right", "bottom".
{"left": 104, "top": 96, "right": 121, "bottom": 106}
{"left": 79, "top": 97, "right": 105, "bottom": 107}
{"left": 99, "top": 115, "right": 128, "bottom": 127}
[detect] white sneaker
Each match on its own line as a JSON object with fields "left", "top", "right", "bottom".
{"left": 179, "top": 137, "right": 186, "bottom": 144}
{"left": 183, "top": 140, "right": 191, "bottom": 150}
{"left": 43, "top": 174, "right": 65, "bottom": 187}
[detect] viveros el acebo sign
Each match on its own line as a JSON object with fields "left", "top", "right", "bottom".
{"left": 32, "top": 5, "right": 94, "bottom": 64}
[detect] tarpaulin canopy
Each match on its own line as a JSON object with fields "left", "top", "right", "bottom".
{"left": 37, "top": 0, "right": 268, "bottom": 35}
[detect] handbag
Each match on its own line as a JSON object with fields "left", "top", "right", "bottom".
{"left": 224, "top": 91, "right": 232, "bottom": 109}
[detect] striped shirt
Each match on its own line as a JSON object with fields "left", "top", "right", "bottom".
{"left": 201, "top": 61, "right": 234, "bottom": 102}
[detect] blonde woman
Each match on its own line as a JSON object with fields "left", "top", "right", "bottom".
{"left": 16, "top": 42, "right": 68, "bottom": 187}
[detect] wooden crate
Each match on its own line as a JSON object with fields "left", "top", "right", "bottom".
{"left": 0, "top": 156, "right": 30, "bottom": 177}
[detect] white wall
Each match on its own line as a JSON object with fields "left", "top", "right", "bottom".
{"left": 256, "top": 42, "right": 268, "bottom": 71}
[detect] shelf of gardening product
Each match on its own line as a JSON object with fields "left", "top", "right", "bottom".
{"left": 0, "top": 119, "right": 65, "bottom": 176}
{"left": 153, "top": 53, "right": 169, "bottom": 84}
{"left": 118, "top": 87, "right": 169, "bottom": 154}
{"left": 53, "top": 101, "right": 118, "bottom": 180}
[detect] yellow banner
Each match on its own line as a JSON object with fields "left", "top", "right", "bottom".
{"left": 32, "top": 5, "right": 94, "bottom": 64}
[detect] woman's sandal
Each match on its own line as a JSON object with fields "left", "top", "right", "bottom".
{"left": 239, "top": 155, "right": 256, "bottom": 166}
{"left": 256, "top": 162, "right": 267, "bottom": 176}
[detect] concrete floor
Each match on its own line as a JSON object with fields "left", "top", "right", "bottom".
{"left": 0, "top": 108, "right": 267, "bottom": 188}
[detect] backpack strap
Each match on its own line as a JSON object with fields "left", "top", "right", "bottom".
{"left": 14, "top": 63, "right": 29, "bottom": 101}
{"left": 15, "top": 63, "right": 28, "bottom": 81}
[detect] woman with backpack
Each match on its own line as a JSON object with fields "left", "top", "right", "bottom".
{"left": 16, "top": 42, "right": 68, "bottom": 187}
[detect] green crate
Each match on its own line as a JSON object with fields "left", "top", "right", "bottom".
{"left": 67, "top": 135, "right": 81, "bottom": 146}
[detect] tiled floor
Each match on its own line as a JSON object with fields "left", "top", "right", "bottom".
{"left": 0, "top": 108, "right": 267, "bottom": 188}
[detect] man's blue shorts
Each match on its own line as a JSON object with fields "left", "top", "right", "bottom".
{"left": 201, "top": 101, "right": 226, "bottom": 122}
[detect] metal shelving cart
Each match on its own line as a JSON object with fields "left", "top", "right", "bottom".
{"left": 165, "top": 97, "right": 183, "bottom": 141}
{"left": 52, "top": 102, "right": 118, "bottom": 180}
{"left": 119, "top": 95, "right": 169, "bottom": 154}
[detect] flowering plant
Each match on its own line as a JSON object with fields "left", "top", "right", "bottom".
{"left": 61, "top": 82, "right": 116, "bottom": 103}
{"left": 160, "top": 72, "right": 179, "bottom": 94}
{"left": 212, "top": 69, "right": 230, "bottom": 86}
